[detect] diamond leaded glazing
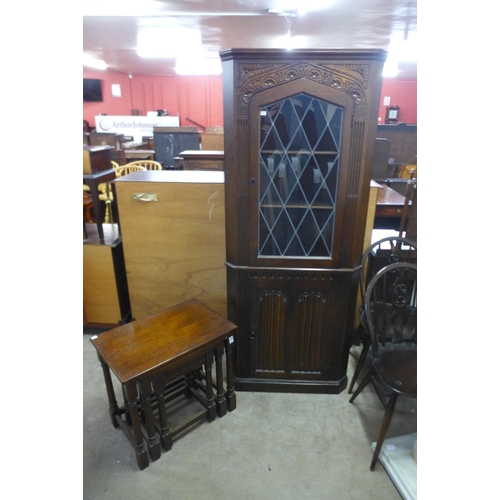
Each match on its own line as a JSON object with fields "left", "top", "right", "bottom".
{"left": 259, "top": 93, "right": 342, "bottom": 257}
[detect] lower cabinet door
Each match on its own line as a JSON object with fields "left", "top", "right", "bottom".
{"left": 231, "top": 269, "right": 354, "bottom": 394}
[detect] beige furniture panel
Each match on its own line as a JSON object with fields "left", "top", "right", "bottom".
{"left": 83, "top": 224, "right": 123, "bottom": 325}
{"left": 201, "top": 133, "right": 224, "bottom": 150}
{"left": 114, "top": 170, "right": 226, "bottom": 320}
{"left": 353, "top": 180, "right": 383, "bottom": 328}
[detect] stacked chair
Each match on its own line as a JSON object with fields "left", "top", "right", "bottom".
{"left": 97, "top": 162, "right": 148, "bottom": 223}
{"left": 84, "top": 160, "right": 158, "bottom": 225}
{"left": 121, "top": 160, "right": 162, "bottom": 171}
{"left": 114, "top": 164, "right": 147, "bottom": 178}
{"left": 347, "top": 236, "right": 417, "bottom": 471}
{"left": 348, "top": 237, "right": 417, "bottom": 394}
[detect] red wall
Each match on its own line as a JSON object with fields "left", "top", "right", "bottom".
{"left": 83, "top": 69, "right": 223, "bottom": 129}
{"left": 84, "top": 69, "right": 416, "bottom": 128}
{"left": 377, "top": 77, "right": 417, "bottom": 125}
{"left": 83, "top": 71, "right": 132, "bottom": 126}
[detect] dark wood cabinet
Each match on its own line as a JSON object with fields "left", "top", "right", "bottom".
{"left": 220, "top": 48, "right": 386, "bottom": 394}
{"left": 83, "top": 145, "right": 114, "bottom": 174}
{"left": 153, "top": 127, "right": 200, "bottom": 169}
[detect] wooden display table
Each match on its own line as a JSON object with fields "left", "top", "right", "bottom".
{"left": 374, "top": 183, "right": 407, "bottom": 231}
{"left": 90, "top": 299, "right": 237, "bottom": 470}
{"left": 177, "top": 150, "right": 224, "bottom": 171}
{"left": 375, "top": 184, "right": 406, "bottom": 218}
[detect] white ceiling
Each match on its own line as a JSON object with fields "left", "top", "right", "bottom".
{"left": 83, "top": 0, "right": 417, "bottom": 78}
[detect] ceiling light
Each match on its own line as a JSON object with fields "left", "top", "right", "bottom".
{"left": 175, "top": 57, "right": 222, "bottom": 76}
{"left": 83, "top": 0, "right": 160, "bottom": 16}
{"left": 275, "top": 34, "right": 307, "bottom": 50}
{"left": 138, "top": 27, "right": 202, "bottom": 58}
{"left": 382, "top": 59, "right": 399, "bottom": 78}
{"left": 383, "top": 32, "right": 417, "bottom": 77}
{"left": 83, "top": 54, "right": 107, "bottom": 70}
{"left": 269, "top": 1, "right": 336, "bottom": 16}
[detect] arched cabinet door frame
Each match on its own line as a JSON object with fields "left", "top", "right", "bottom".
{"left": 248, "top": 79, "right": 355, "bottom": 269}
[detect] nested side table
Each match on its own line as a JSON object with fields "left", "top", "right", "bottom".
{"left": 90, "top": 299, "right": 237, "bottom": 470}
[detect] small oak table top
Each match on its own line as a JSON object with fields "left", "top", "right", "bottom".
{"left": 91, "top": 299, "right": 237, "bottom": 384}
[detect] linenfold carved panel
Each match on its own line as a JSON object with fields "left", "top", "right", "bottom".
{"left": 257, "top": 291, "right": 287, "bottom": 371}
{"left": 292, "top": 291, "right": 326, "bottom": 373}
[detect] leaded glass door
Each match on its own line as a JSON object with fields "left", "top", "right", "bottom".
{"left": 258, "top": 93, "right": 343, "bottom": 258}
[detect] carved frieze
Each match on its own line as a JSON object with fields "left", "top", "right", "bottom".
{"left": 236, "top": 60, "right": 370, "bottom": 113}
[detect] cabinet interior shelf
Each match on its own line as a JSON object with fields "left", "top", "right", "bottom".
{"left": 261, "top": 203, "right": 334, "bottom": 209}
{"left": 261, "top": 150, "right": 338, "bottom": 155}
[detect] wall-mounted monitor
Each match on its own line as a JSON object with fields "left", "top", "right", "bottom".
{"left": 83, "top": 78, "right": 103, "bottom": 102}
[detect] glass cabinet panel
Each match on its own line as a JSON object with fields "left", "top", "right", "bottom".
{"left": 258, "top": 93, "right": 343, "bottom": 257}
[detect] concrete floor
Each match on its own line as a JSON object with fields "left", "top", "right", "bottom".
{"left": 83, "top": 330, "right": 417, "bottom": 500}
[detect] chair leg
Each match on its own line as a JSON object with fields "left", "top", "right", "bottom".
{"left": 349, "top": 324, "right": 363, "bottom": 348}
{"left": 347, "top": 334, "right": 370, "bottom": 394}
{"left": 349, "top": 367, "right": 374, "bottom": 403}
{"left": 103, "top": 200, "right": 114, "bottom": 224}
{"left": 370, "top": 393, "right": 398, "bottom": 471}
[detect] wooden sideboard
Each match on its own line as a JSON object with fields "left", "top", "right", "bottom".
{"left": 177, "top": 150, "right": 224, "bottom": 171}
{"left": 113, "top": 170, "right": 227, "bottom": 320}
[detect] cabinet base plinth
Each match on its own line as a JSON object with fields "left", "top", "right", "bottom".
{"left": 233, "top": 376, "right": 347, "bottom": 395}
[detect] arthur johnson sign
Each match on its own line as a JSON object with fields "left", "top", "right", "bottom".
{"left": 95, "top": 115, "right": 180, "bottom": 136}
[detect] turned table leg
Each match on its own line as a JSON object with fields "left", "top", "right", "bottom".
{"left": 215, "top": 342, "right": 227, "bottom": 417}
{"left": 152, "top": 373, "right": 173, "bottom": 452}
{"left": 225, "top": 336, "right": 236, "bottom": 412}
{"left": 123, "top": 382, "right": 149, "bottom": 470}
{"left": 97, "top": 354, "right": 120, "bottom": 428}
{"left": 204, "top": 352, "right": 216, "bottom": 422}
{"left": 139, "top": 378, "right": 161, "bottom": 461}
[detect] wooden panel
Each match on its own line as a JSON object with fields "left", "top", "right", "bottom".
{"left": 353, "top": 181, "right": 382, "bottom": 328}
{"left": 83, "top": 243, "right": 121, "bottom": 325}
{"left": 115, "top": 171, "right": 227, "bottom": 320}
{"left": 375, "top": 124, "right": 417, "bottom": 165}
{"left": 179, "top": 150, "right": 224, "bottom": 171}
{"left": 206, "top": 126, "right": 224, "bottom": 134}
{"left": 201, "top": 134, "right": 224, "bottom": 150}
{"left": 83, "top": 146, "right": 114, "bottom": 174}
{"left": 292, "top": 291, "right": 326, "bottom": 372}
{"left": 256, "top": 291, "right": 287, "bottom": 372}
{"left": 364, "top": 182, "right": 382, "bottom": 251}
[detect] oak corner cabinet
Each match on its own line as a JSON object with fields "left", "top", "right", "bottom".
{"left": 219, "top": 48, "right": 387, "bottom": 394}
